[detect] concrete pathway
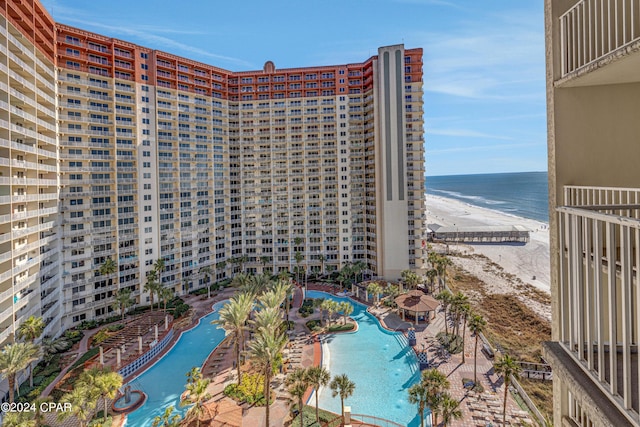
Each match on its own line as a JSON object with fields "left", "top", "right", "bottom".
{"left": 378, "top": 306, "right": 535, "bottom": 426}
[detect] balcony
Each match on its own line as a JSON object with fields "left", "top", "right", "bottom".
{"left": 559, "top": 0, "right": 640, "bottom": 84}
{"left": 552, "top": 185, "right": 640, "bottom": 416}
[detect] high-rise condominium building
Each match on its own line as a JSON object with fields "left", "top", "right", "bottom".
{"left": 0, "top": 0, "right": 425, "bottom": 357}
{"left": 545, "top": 0, "right": 640, "bottom": 426}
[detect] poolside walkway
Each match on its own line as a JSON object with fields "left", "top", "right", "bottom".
{"left": 376, "top": 306, "right": 535, "bottom": 426}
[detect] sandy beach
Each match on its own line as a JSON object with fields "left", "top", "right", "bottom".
{"left": 425, "top": 193, "right": 551, "bottom": 321}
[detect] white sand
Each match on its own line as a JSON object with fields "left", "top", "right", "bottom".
{"left": 424, "top": 193, "right": 551, "bottom": 321}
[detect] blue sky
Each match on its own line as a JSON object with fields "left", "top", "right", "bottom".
{"left": 42, "top": 0, "right": 546, "bottom": 177}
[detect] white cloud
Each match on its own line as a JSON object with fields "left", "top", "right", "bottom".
{"left": 428, "top": 142, "right": 542, "bottom": 155}
{"left": 42, "top": 1, "right": 252, "bottom": 68}
{"left": 415, "top": 13, "right": 544, "bottom": 101}
{"left": 426, "top": 128, "right": 514, "bottom": 140}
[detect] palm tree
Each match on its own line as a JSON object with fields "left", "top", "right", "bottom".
{"left": 58, "top": 385, "right": 98, "bottom": 427}
{"left": 330, "top": 373, "right": 355, "bottom": 424}
{"left": 468, "top": 313, "right": 487, "bottom": 386}
{"left": 450, "top": 292, "right": 469, "bottom": 336}
{"left": 3, "top": 411, "right": 36, "bottom": 427}
{"left": 144, "top": 270, "right": 160, "bottom": 311}
{"left": 318, "top": 253, "right": 326, "bottom": 275}
{"left": 425, "top": 269, "right": 438, "bottom": 293}
{"left": 339, "top": 301, "right": 353, "bottom": 325}
{"left": 286, "top": 368, "right": 310, "bottom": 427}
{"left": 249, "top": 330, "right": 288, "bottom": 427}
{"left": 337, "top": 264, "right": 351, "bottom": 292}
{"left": 32, "top": 396, "right": 52, "bottom": 427}
{"left": 248, "top": 273, "right": 273, "bottom": 297}
{"left": 401, "top": 270, "right": 420, "bottom": 291}
{"left": 384, "top": 284, "right": 400, "bottom": 301}
{"left": 306, "top": 366, "right": 330, "bottom": 424}
{"left": 186, "top": 365, "right": 202, "bottom": 382}
{"left": 159, "top": 286, "right": 174, "bottom": 313}
{"left": 349, "top": 260, "right": 364, "bottom": 284}
{"left": 494, "top": 353, "right": 522, "bottom": 426}
{"left": 216, "top": 261, "right": 227, "bottom": 279}
{"left": 407, "top": 382, "right": 428, "bottom": 427}
{"left": 458, "top": 302, "right": 471, "bottom": 362}
{"left": 17, "top": 315, "right": 44, "bottom": 387}
{"left": 17, "top": 315, "right": 45, "bottom": 342}
{"left": 181, "top": 373, "right": 212, "bottom": 427}
{"left": 231, "top": 272, "right": 251, "bottom": 290}
{"left": 439, "top": 392, "right": 463, "bottom": 426}
{"left": 77, "top": 367, "right": 123, "bottom": 422}
{"left": 435, "top": 290, "right": 453, "bottom": 337}
{"left": 420, "top": 368, "right": 450, "bottom": 426}
{"left": 213, "top": 293, "right": 253, "bottom": 384}
{"left": 154, "top": 257, "right": 166, "bottom": 284}
{"left": 41, "top": 336, "right": 70, "bottom": 363}
{"left": 242, "top": 254, "right": 249, "bottom": 273}
{"left": 112, "top": 288, "right": 134, "bottom": 320}
{"left": 152, "top": 405, "right": 182, "bottom": 427}
{"left": 294, "top": 251, "right": 304, "bottom": 284}
{"left": 98, "top": 257, "right": 118, "bottom": 326}
{"left": 320, "top": 299, "right": 339, "bottom": 326}
{"left": 199, "top": 265, "right": 212, "bottom": 287}
{"left": 252, "top": 307, "right": 283, "bottom": 335}
{"left": 274, "top": 278, "right": 294, "bottom": 326}
{"left": 434, "top": 255, "right": 452, "bottom": 290}
{"left": 366, "top": 282, "right": 383, "bottom": 306}
{"left": 260, "top": 255, "right": 271, "bottom": 274}
{"left": 0, "top": 342, "right": 40, "bottom": 402}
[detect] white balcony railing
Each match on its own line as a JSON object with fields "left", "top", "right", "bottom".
{"left": 560, "top": 0, "right": 640, "bottom": 76}
{"left": 557, "top": 185, "right": 640, "bottom": 413}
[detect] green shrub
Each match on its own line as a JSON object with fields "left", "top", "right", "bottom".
{"left": 35, "top": 355, "right": 61, "bottom": 378}
{"left": 64, "top": 330, "right": 83, "bottom": 343}
{"left": 129, "top": 305, "right": 152, "bottom": 315}
{"left": 77, "top": 320, "right": 98, "bottom": 330}
{"left": 71, "top": 347, "right": 100, "bottom": 369}
{"left": 92, "top": 330, "right": 110, "bottom": 345}
{"left": 88, "top": 416, "right": 112, "bottom": 427}
{"left": 436, "top": 332, "right": 464, "bottom": 354}
{"left": 171, "top": 303, "right": 190, "bottom": 319}
{"left": 105, "top": 324, "right": 124, "bottom": 332}
{"left": 327, "top": 323, "right": 354, "bottom": 333}
{"left": 98, "top": 315, "right": 121, "bottom": 326}
{"left": 290, "top": 405, "right": 336, "bottom": 427}
{"left": 305, "top": 320, "right": 322, "bottom": 331}
{"left": 224, "top": 373, "right": 265, "bottom": 405}
{"left": 298, "top": 299, "right": 315, "bottom": 317}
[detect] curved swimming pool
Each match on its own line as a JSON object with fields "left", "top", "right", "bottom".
{"left": 124, "top": 300, "right": 228, "bottom": 426}
{"left": 307, "top": 291, "right": 427, "bottom": 427}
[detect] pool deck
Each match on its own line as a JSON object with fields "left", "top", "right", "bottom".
{"left": 372, "top": 304, "right": 535, "bottom": 427}
{"left": 46, "top": 283, "right": 538, "bottom": 427}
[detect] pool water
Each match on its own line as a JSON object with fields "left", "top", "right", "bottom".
{"left": 124, "top": 300, "right": 228, "bottom": 426}
{"left": 307, "top": 291, "right": 429, "bottom": 427}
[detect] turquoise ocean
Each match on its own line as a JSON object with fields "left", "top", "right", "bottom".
{"left": 425, "top": 171, "right": 549, "bottom": 223}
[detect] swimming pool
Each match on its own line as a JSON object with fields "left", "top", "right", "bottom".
{"left": 124, "top": 300, "right": 228, "bottom": 426}
{"left": 307, "top": 291, "right": 429, "bottom": 427}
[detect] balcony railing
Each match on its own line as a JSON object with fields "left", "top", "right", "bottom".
{"left": 557, "top": 185, "right": 640, "bottom": 413}
{"left": 560, "top": 0, "right": 640, "bottom": 77}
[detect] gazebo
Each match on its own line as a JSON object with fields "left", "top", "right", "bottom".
{"left": 395, "top": 290, "right": 439, "bottom": 325}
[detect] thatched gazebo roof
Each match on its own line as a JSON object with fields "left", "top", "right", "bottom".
{"left": 395, "top": 290, "right": 439, "bottom": 313}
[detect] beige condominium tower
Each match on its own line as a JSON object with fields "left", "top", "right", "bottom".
{"left": 0, "top": 0, "right": 426, "bottom": 391}
{"left": 545, "top": 0, "right": 640, "bottom": 426}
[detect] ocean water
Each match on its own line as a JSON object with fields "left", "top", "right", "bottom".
{"left": 425, "top": 171, "right": 549, "bottom": 223}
